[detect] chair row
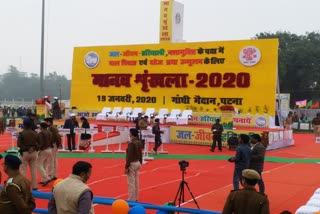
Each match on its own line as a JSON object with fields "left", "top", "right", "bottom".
{"left": 96, "top": 107, "right": 192, "bottom": 124}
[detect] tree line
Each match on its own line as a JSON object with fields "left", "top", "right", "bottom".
{"left": 255, "top": 31, "right": 320, "bottom": 106}
{"left": 0, "top": 65, "right": 71, "bottom": 102}
{"left": 1, "top": 31, "right": 319, "bottom": 108}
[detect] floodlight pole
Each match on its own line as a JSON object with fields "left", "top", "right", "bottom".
{"left": 40, "top": 0, "right": 45, "bottom": 97}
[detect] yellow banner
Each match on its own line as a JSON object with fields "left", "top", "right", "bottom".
{"left": 71, "top": 39, "right": 278, "bottom": 117}
{"left": 15, "top": 118, "right": 23, "bottom": 132}
{"left": 159, "top": 0, "right": 173, "bottom": 43}
{"left": 36, "top": 104, "right": 46, "bottom": 119}
{"left": 170, "top": 126, "right": 264, "bottom": 146}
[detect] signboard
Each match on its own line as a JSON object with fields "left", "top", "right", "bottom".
{"left": 86, "top": 128, "right": 99, "bottom": 134}
{"left": 276, "top": 93, "right": 290, "bottom": 110}
{"left": 58, "top": 128, "right": 70, "bottom": 135}
{"left": 68, "top": 110, "right": 100, "bottom": 120}
{"left": 71, "top": 39, "right": 278, "bottom": 117}
{"left": 74, "top": 128, "right": 86, "bottom": 134}
{"left": 159, "top": 0, "right": 173, "bottom": 43}
{"left": 233, "top": 114, "right": 269, "bottom": 128}
{"left": 36, "top": 104, "right": 48, "bottom": 120}
{"left": 6, "top": 127, "right": 18, "bottom": 133}
{"left": 169, "top": 126, "right": 264, "bottom": 146}
{"left": 102, "top": 126, "right": 114, "bottom": 132}
{"left": 159, "top": 0, "right": 184, "bottom": 43}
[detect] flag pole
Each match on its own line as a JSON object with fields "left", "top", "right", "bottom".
{"left": 276, "top": 62, "right": 282, "bottom": 128}
{"left": 305, "top": 100, "right": 307, "bottom": 121}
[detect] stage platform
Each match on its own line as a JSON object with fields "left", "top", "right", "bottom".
{"left": 56, "top": 119, "right": 294, "bottom": 151}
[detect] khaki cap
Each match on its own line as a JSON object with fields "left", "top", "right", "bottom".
{"left": 242, "top": 169, "right": 261, "bottom": 180}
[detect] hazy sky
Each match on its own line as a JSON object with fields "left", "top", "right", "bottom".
{"left": 0, "top": 0, "right": 319, "bottom": 79}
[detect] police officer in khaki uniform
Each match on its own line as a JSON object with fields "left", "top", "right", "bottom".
{"left": 222, "top": 169, "right": 270, "bottom": 214}
{"left": 125, "top": 128, "right": 143, "bottom": 201}
{"left": 45, "top": 117, "right": 61, "bottom": 181}
{"left": 37, "top": 122, "right": 53, "bottom": 186}
{"left": 18, "top": 119, "right": 39, "bottom": 190}
{"left": 0, "top": 155, "right": 36, "bottom": 214}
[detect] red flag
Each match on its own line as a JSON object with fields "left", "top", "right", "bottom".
{"left": 311, "top": 101, "right": 319, "bottom": 109}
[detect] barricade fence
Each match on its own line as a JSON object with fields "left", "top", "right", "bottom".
{"left": 0, "top": 186, "right": 220, "bottom": 214}
{"left": 5, "top": 125, "right": 170, "bottom": 157}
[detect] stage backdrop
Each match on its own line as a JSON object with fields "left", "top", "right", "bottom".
{"left": 71, "top": 39, "right": 278, "bottom": 116}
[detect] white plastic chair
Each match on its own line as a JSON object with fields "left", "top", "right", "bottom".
{"left": 107, "top": 107, "right": 122, "bottom": 120}
{"left": 117, "top": 107, "right": 133, "bottom": 121}
{"left": 144, "top": 108, "right": 155, "bottom": 118}
{"left": 156, "top": 108, "right": 169, "bottom": 124}
{"left": 176, "top": 110, "right": 193, "bottom": 125}
{"left": 129, "top": 107, "right": 143, "bottom": 121}
{"left": 96, "top": 107, "right": 112, "bottom": 120}
{"left": 166, "top": 109, "right": 182, "bottom": 123}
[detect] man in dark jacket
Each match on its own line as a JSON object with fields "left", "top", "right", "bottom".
{"left": 210, "top": 118, "right": 224, "bottom": 152}
{"left": 152, "top": 118, "right": 164, "bottom": 154}
{"left": 63, "top": 113, "right": 79, "bottom": 151}
{"left": 52, "top": 97, "right": 62, "bottom": 120}
{"left": 133, "top": 113, "right": 142, "bottom": 139}
{"left": 228, "top": 134, "right": 251, "bottom": 190}
{"left": 249, "top": 134, "right": 266, "bottom": 193}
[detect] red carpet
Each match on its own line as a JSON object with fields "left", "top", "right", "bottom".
{"left": 1, "top": 130, "right": 320, "bottom": 213}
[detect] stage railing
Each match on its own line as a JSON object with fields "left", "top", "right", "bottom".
{"left": 0, "top": 186, "right": 220, "bottom": 214}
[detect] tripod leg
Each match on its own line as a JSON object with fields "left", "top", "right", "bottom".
{"left": 184, "top": 182, "right": 200, "bottom": 209}
{"left": 181, "top": 182, "right": 185, "bottom": 202}
{"left": 179, "top": 185, "right": 183, "bottom": 206}
{"left": 173, "top": 182, "right": 183, "bottom": 206}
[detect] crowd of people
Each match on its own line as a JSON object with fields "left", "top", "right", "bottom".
{"left": 0, "top": 105, "right": 35, "bottom": 118}
{"left": 0, "top": 96, "right": 63, "bottom": 119}
{"left": 0, "top": 112, "right": 95, "bottom": 213}
{"left": 284, "top": 111, "right": 320, "bottom": 140}
{"left": 17, "top": 117, "right": 61, "bottom": 190}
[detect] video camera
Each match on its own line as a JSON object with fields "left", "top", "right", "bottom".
{"left": 178, "top": 160, "right": 189, "bottom": 171}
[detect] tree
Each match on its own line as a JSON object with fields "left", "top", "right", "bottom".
{"left": 44, "top": 71, "right": 71, "bottom": 100}
{"left": 255, "top": 31, "right": 320, "bottom": 106}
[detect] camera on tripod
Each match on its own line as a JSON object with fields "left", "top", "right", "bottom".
{"left": 174, "top": 160, "right": 200, "bottom": 210}
{"left": 178, "top": 160, "right": 189, "bottom": 171}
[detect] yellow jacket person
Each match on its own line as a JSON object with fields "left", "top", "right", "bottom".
{"left": 222, "top": 169, "right": 270, "bottom": 214}
{"left": 48, "top": 161, "right": 94, "bottom": 214}
{"left": 0, "top": 155, "right": 36, "bottom": 214}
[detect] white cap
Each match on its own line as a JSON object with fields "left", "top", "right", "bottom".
{"left": 70, "top": 113, "right": 76, "bottom": 117}
{"left": 54, "top": 97, "right": 58, "bottom": 100}
{"left": 44, "top": 96, "right": 48, "bottom": 98}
